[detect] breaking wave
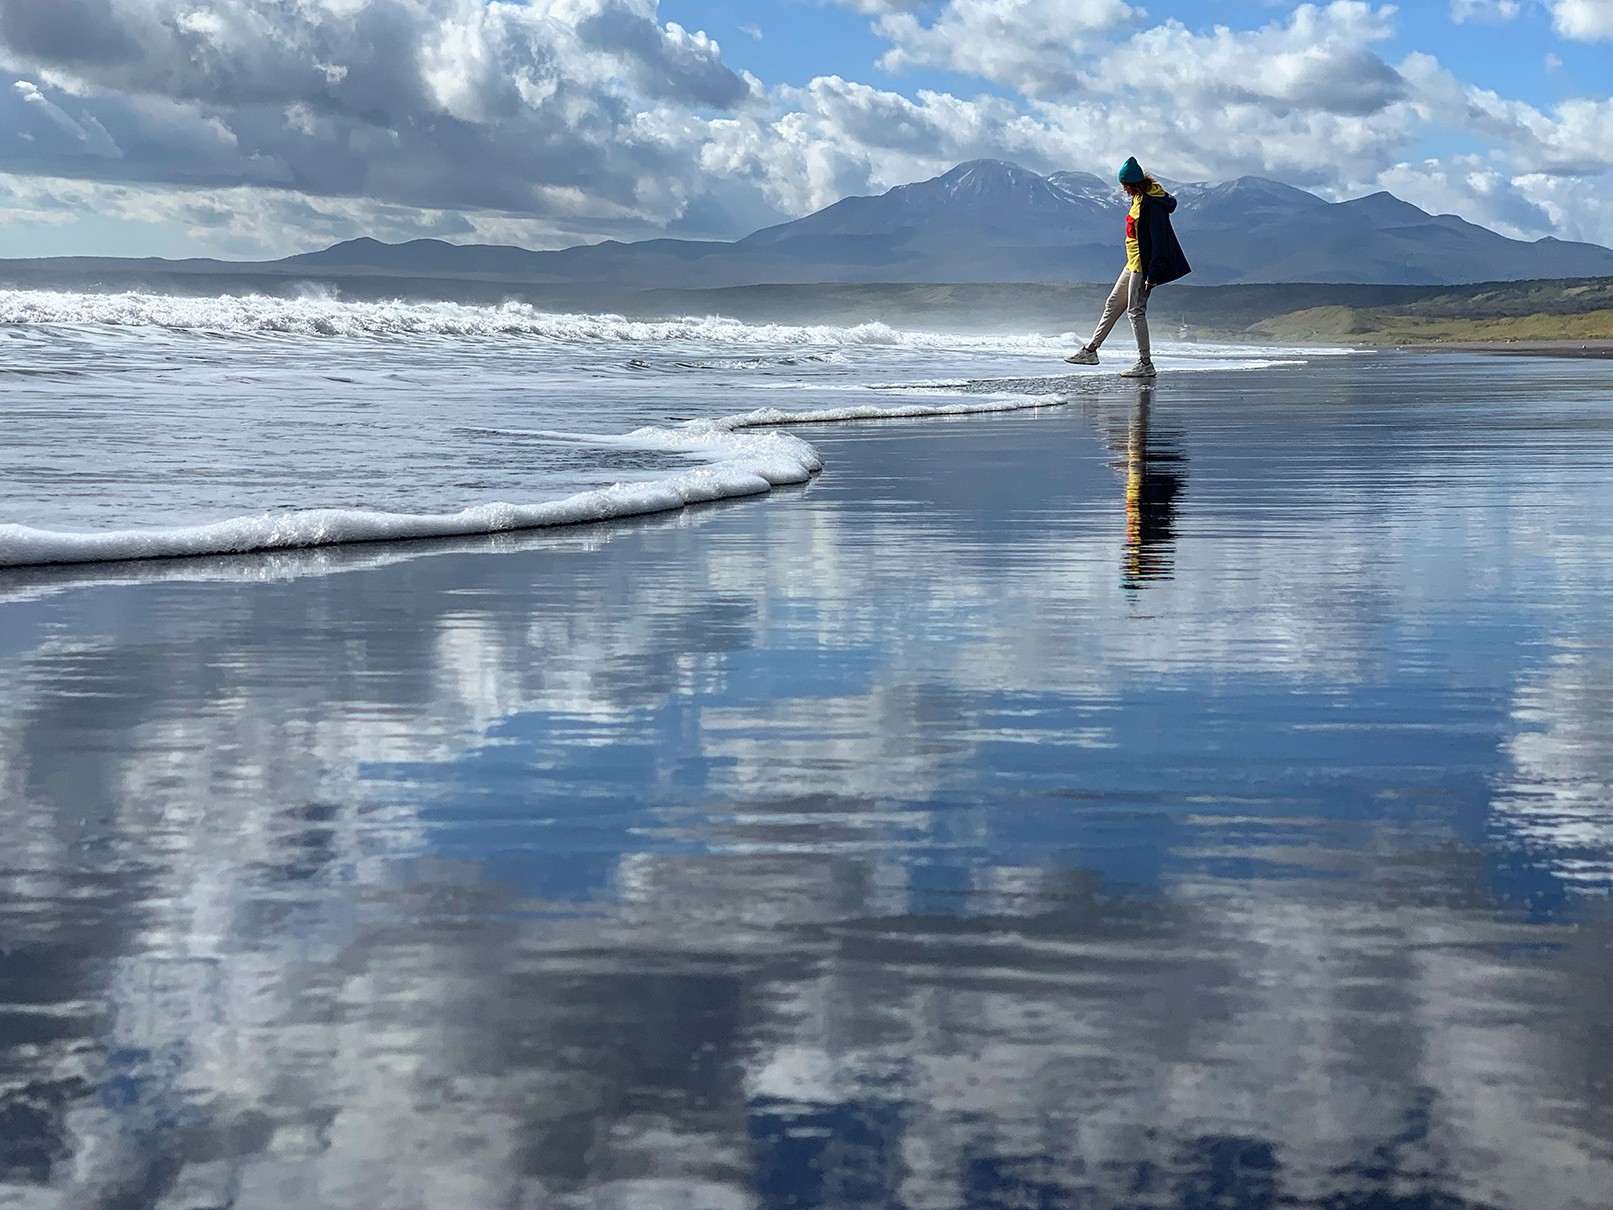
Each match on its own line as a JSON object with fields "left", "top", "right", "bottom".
{"left": 0, "top": 286, "right": 1340, "bottom": 571}
{"left": 0, "top": 288, "right": 1069, "bottom": 350}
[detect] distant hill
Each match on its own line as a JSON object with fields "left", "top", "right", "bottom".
{"left": 3, "top": 247, "right": 1610, "bottom": 343}
{"left": 284, "top": 160, "right": 1613, "bottom": 288}
{"left": 620, "top": 277, "right": 1613, "bottom": 343}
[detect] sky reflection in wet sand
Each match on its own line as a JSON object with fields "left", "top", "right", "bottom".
{"left": 0, "top": 354, "right": 1610, "bottom": 1210}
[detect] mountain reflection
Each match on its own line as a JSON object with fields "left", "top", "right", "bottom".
{"left": 2, "top": 359, "right": 1612, "bottom": 1209}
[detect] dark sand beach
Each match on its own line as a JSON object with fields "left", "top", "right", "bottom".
{"left": 1413, "top": 339, "right": 1613, "bottom": 359}
{"left": 1, "top": 352, "right": 1611, "bottom": 1209}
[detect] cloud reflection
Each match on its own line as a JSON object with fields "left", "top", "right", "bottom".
{"left": 0, "top": 360, "right": 1611, "bottom": 1207}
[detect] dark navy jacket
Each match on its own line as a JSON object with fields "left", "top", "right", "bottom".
{"left": 1137, "top": 192, "right": 1192, "bottom": 286}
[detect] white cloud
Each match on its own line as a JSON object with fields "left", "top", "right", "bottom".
{"left": 0, "top": 168, "right": 709, "bottom": 259}
{"left": 0, "top": 0, "right": 752, "bottom": 226}
{"left": 0, "top": 0, "right": 1610, "bottom": 255}
{"left": 703, "top": 0, "right": 1613, "bottom": 252}
{"left": 1450, "top": 0, "right": 1521, "bottom": 24}
{"left": 12, "top": 79, "right": 122, "bottom": 156}
{"left": 1510, "top": 168, "right": 1613, "bottom": 246}
{"left": 1091, "top": 4, "right": 1406, "bottom": 118}
{"left": 1548, "top": 0, "right": 1613, "bottom": 41}
{"left": 874, "top": 0, "right": 1137, "bottom": 97}
{"left": 1374, "top": 155, "right": 1556, "bottom": 239}
{"left": 797, "top": 3, "right": 1415, "bottom": 196}
{"left": 703, "top": 76, "right": 1060, "bottom": 215}
{"left": 824, "top": 0, "right": 930, "bottom": 13}
{"left": 1400, "top": 52, "right": 1613, "bottom": 175}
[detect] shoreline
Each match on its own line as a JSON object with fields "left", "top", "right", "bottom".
{"left": 1400, "top": 338, "right": 1613, "bottom": 359}
{"left": 0, "top": 396, "right": 1088, "bottom": 573}
{"left": 7, "top": 272, "right": 1611, "bottom": 343}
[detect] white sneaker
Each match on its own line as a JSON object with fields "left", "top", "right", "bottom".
{"left": 1063, "top": 347, "right": 1099, "bottom": 365}
{"left": 1119, "top": 358, "right": 1156, "bottom": 378}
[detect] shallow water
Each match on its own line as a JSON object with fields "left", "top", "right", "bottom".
{"left": 0, "top": 289, "right": 1312, "bottom": 561}
{"left": 0, "top": 349, "right": 1611, "bottom": 1209}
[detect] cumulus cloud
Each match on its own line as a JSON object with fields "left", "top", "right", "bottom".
{"left": 0, "top": 169, "right": 476, "bottom": 256}
{"left": 776, "top": 0, "right": 1613, "bottom": 246}
{"left": 0, "top": 0, "right": 753, "bottom": 229}
{"left": 1401, "top": 52, "right": 1613, "bottom": 176}
{"left": 873, "top": 0, "right": 1137, "bottom": 97}
{"left": 1326, "top": 54, "right": 1613, "bottom": 244}
{"left": 1093, "top": 4, "right": 1406, "bottom": 117}
{"left": 1512, "top": 168, "right": 1613, "bottom": 245}
{"left": 1372, "top": 156, "right": 1613, "bottom": 248}
{"left": 1374, "top": 155, "right": 1557, "bottom": 239}
{"left": 0, "top": 0, "right": 1611, "bottom": 255}
{"left": 1450, "top": 0, "right": 1520, "bottom": 24}
{"left": 703, "top": 76, "right": 1062, "bottom": 215}
{"left": 795, "top": 3, "right": 1420, "bottom": 191}
{"left": 1548, "top": 0, "right": 1613, "bottom": 41}
{"left": 797, "top": 3, "right": 1421, "bottom": 193}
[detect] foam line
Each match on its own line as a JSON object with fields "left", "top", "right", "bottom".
{"left": 0, "top": 466, "right": 790, "bottom": 569}
{"left": 706, "top": 396, "right": 1064, "bottom": 429}
{"left": 0, "top": 394, "right": 1062, "bottom": 569}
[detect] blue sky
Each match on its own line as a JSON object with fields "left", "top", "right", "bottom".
{"left": 668, "top": 0, "right": 1608, "bottom": 104}
{"left": 0, "top": 0, "right": 1609, "bottom": 258}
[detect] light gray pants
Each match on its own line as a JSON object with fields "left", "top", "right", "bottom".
{"left": 1088, "top": 268, "right": 1150, "bottom": 360}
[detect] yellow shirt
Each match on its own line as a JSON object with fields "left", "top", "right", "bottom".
{"left": 1125, "top": 184, "right": 1167, "bottom": 273}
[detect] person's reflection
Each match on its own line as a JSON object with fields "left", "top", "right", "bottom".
{"left": 1120, "top": 384, "right": 1184, "bottom": 589}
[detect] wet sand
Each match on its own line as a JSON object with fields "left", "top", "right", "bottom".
{"left": 1, "top": 353, "right": 1611, "bottom": 1209}
{"left": 1409, "top": 338, "right": 1613, "bottom": 358}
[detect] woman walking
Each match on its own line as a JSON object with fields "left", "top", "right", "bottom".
{"left": 1066, "top": 157, "right": 1191, "bottom": 378}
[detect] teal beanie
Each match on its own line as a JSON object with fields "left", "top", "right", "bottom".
{"left": 1118, "top": 157, "right": 1145, "bottom": 184}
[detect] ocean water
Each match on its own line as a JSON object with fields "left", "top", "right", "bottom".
{"left": 1, "top": 294, "right": 1612, "bottom": 1210}
{"left": 0, "top": 289, "right": 1311, "bottom": 564}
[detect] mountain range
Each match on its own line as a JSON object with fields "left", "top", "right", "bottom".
{"left": 283, "top": 160, "right": 1613, "bottom": 288}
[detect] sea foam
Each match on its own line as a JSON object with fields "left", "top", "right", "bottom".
{"left": 0, "top": 285, "right": 1329, "bottom": 570}
{"left": 0, "top": 288, "right": 1063, "bottom": 351}
{"left": 0, "top": 395, "right": 1061, "bottom": 569}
